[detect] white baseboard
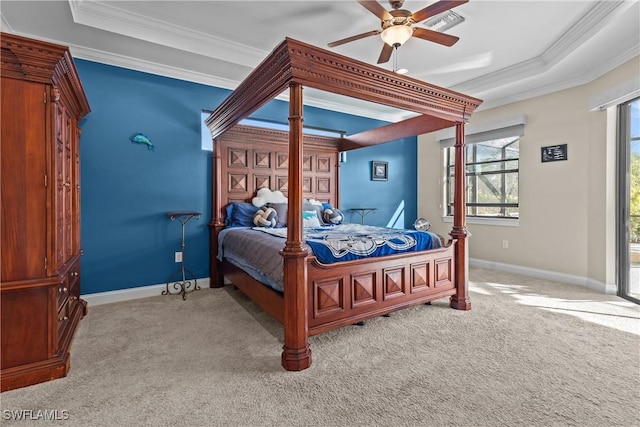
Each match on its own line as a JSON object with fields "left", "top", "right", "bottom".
{"left": 81, "top": 277, "right": 211, "bottom": 306}
{"left": 469, "top": 259, "right": 617, "bottom": 295}
{"left": 82, "top": 260, "right": 617, "bottom": 306}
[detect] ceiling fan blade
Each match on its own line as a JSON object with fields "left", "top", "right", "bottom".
{"left": 411, "top": 0, "right": 468, "bottom": 24}
{"left": 327, "top": 30, "right": 381, "bottom": 48}
{"left": 412, "top": 27, "right": 459, "bottom": 46}
{"left": 356, "top": 0, "right": 392, "bottom": 21}
{"left": 377, "top": 43, "right": 394, "bottom": 64}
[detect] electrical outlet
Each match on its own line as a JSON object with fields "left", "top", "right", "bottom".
{"left": 502, "top": 240, "right": 509, "bottom": 249}
{"left": 175, "top": 251, "right": 183, "bottom": 262}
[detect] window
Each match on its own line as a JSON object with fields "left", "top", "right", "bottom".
{"left": 445, "top": 136, "right": 519, "bottom": 219}
{"left": 617, "top": 96, "right": 640, "bottom": 303}
{"left": 201, "top": 111, "right": 213, "bottom": 151}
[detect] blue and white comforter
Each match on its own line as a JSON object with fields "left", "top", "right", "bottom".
{"left": 255, "top": 223, "right": 442, "bottom": 264}
{"left": 219, "top": 224, "right": 442, "bottom": 292}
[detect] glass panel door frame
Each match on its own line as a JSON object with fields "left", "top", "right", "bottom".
{"left": 617, "top": 96, "right": 640, "bottom": 304}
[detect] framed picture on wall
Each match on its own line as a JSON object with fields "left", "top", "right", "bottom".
{"left": 371, "top": 161, "right": 388, "bottom": 181}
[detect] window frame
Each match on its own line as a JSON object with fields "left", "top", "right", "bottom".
{"left": 444, "top": 136, "right": 520, "bottom": 224}
{"left": 616, "top": 96, "right": 640, "bottom": 304}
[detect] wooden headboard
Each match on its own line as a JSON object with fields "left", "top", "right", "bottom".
{"left": 213, "top": 124, "right": 341, "bottom": 221}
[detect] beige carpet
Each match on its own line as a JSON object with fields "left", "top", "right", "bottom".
{"left": 2, "top": 267, "right": 639, "bottom": 427}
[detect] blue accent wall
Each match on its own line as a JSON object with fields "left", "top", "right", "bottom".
{"left": 338, "top": 139, "right": 417, "bottom": 229}
{"left": 75, "top": 60, "right": 417, "bottom": 294}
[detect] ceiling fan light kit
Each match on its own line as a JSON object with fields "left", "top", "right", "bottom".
{"left": 380, "top": 25, "right": 413, "bottom": 46}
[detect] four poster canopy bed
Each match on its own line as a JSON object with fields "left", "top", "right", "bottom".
{"left": 205, "top": 38, "right": 481, "bottom": 371}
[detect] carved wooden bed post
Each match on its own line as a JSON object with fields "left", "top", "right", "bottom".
{"left": 449, "top": 122, "right": 471, "bottom": 310}
{"left": 209, "top": 135, "right": 225, "bottom": 288}
{"left": 281, "top": 82, "right": 312, "bottom": 370}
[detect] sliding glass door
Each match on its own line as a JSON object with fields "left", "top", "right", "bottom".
{"left": 618, "top": 97, "right": 640, "bottom": 303}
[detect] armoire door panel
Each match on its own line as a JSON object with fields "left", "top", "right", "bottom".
{"left": 0, "top": 79, "right": 48, "bottom": 282}
{"left": 0, "top": 287, "right": 51, "bottom": 369}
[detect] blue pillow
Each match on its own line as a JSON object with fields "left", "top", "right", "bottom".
{"left": 224, "top": 204, "right": 234, "bottom": 226}
{"left": 226, "top": 202, "right": 260, "bottom": 227}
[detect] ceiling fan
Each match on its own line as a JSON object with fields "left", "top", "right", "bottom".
{"left": 327, "top": 0, "right": 468, "bottom": 64}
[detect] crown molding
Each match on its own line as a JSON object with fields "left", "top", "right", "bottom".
{"left": 542, "top": 1, "right": 624, "bottom": 63}
{"left": 0, "top": 15, "right": 12, "bottom": 33}
{"left": 68, "top": 40, "right": 408, "bottom": 123}
{"left": 584, "top": 44, "right": 640, "bottom": 88}
{"left": 69, "top": 43, "right": 241, "bottom": 90}
{"left": 588, "top": 55, "right": 640, "bottom": 111}
{"left": 451, "top": 1, "right": 631, "bottom": 95}
{"left": 68, "top": 0, "right": 267, "bottom": 69}
{"left": 3, "top": 28, "right": 236, "bottom": 91}
{"left": 479, "top": 44, "right": 640, "bottom": 112}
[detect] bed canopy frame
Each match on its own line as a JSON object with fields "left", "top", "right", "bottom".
{"left": 206, "top": 38, "right": 481, "bottom": 371}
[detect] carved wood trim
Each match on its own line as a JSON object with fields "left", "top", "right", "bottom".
{"left": 1, "top": 32, "right": 90, "bottom": 119}
{"left": 410, "top": 262, "right": 431, "bottom": 294}
{"left": 205, "top": 38, "right": 482, "bottom": 146}
{"left": 303, "top": 243, "right": 457, "bottom": 333}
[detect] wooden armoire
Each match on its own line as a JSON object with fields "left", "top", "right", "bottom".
{"left": 1, "top": 33, "right": 90, "bottom": 391}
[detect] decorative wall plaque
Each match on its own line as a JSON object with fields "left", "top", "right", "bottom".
{"left": 541, "top": 144, "right": 568, "bottom": 163}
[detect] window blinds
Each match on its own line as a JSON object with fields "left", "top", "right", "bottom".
{"left": 437, "top": 114, "right": 527, "bottom": 148}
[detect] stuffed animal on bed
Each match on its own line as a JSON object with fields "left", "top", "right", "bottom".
{"left": 253, "top": 207, "right": 278, "bottom": 227}
{"left": 322, "top": 207, "right": 344, "bottom": 225}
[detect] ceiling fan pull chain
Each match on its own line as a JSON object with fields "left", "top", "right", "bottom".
{"left": 393, "top": 45, "right": 397, "bottom": 72}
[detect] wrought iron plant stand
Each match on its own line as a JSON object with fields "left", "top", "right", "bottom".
{"left": 164, "top": 211, "right": 201, "bottom": 300}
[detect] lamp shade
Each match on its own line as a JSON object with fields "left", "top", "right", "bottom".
{"left": 380, "top": 25, "right": 413, "bottom": 46}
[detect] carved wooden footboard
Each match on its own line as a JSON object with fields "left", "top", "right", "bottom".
{"left": 306, "top": 242, "right": 456, "bottom": 335}
{"left": 218, "top": 241, "right": 456, "bottom": 338}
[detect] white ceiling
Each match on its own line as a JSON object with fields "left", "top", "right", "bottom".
{"left": 1, "top": 0, "right": 638, "bottom": 122}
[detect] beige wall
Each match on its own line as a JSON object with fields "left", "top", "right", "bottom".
{"left": 418, "top": 55, "right": 640, "bottom": 291}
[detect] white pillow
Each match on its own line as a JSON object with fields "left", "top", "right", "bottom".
{"left": 302, "top": 210, "right": 321, "bottom": 228}
{"left": 252, "top": 188, "right": 287, "bottom": 207}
